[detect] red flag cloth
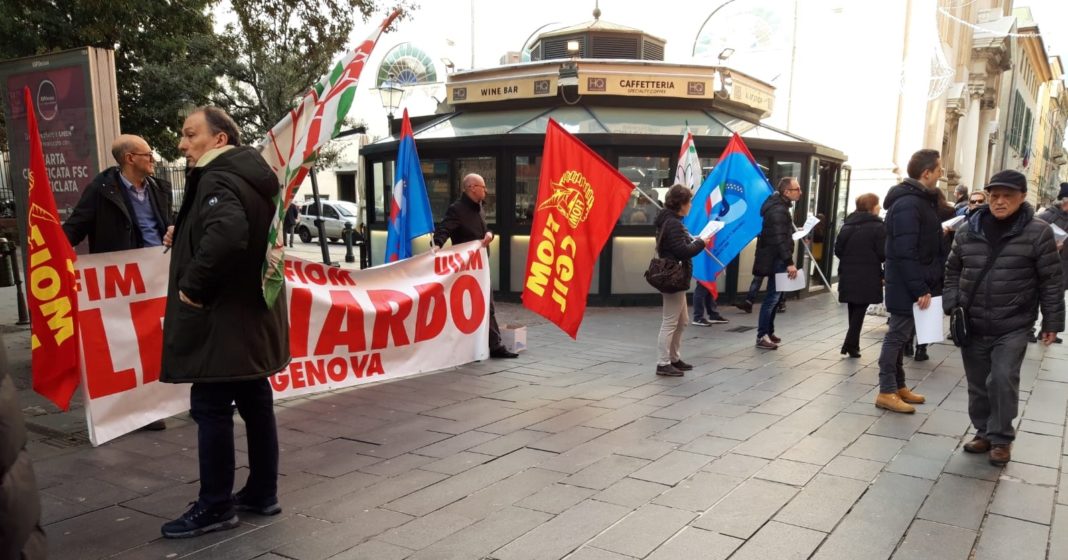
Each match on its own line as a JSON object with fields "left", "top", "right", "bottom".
{"left": 522, "top": 119, "right": 634, "bottom": 338}
{"left": 24, "top": 86, "right": 80, "bottom": 410}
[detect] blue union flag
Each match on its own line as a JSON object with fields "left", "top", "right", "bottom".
{"left": 682, "top": 133, "right": 774, "bottom": 281}
{"left": 385, "top": 109, "right": 433, "bottom": 262}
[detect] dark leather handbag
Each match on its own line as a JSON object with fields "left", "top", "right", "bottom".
{"left": 949, "top": 241, "right": 1006, "bottom": 347}
{"left": 645, "top": 227, "right": 690, "bottom": 293}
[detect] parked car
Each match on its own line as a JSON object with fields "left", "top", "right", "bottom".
{"left": 297, "top": 200, "right": 360, "bottom": 243}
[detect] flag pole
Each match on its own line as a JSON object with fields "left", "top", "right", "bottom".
{"left": 800, "top": 239, "right": 835, "bottom": 294}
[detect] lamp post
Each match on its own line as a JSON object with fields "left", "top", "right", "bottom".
{"left": 378, "top": 73, "right": 405, "bottom": 135}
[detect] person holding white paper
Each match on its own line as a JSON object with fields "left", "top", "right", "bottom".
{"left": 875, "top": 149, "right": 944, "bottom": 413}
{"left": 1032, "top": 182, "right": 1068, "bottom": 344}
{"left": 944, "top": 170, "right": 1064, "bottom": 466}
{"left": 752, "top": 177, "right": 801, "bottom": 350}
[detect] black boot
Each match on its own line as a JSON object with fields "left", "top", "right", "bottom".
{"left": 840, "top": 345, "right": 861, "bottom": 358}
{"left": 913, "top": 344, "right": 929, "bottom": 362}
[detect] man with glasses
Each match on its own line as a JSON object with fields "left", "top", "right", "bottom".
{"left": 957, "top": 191, "right": 986, "bottom": 216}
{"left": 874, "top": 149, "right": 944, "bottom": 414}
{"left": 63, "top": 133, "right": 174, "bottom": 430}
{"left": 751, "top": 177, "right": 801, "bottom": 350}
{"left": 432, "top": 173, "right": 518, "bottom": 359}
{"left": 64, "top": 134, "right": 174, "bottom": 254}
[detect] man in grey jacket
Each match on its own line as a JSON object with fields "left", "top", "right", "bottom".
{"left": 944, "top": 170, "right": 1064, "bottom": 466}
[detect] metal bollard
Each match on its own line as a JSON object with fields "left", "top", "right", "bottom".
{"left": 343, "top": 222, "right": 356, "bottom": 263}
{"left": 358, "top": 241, "right": 368, "bottom": 269}
{"left": 0, "top": 237, "right": 31, "bottom": 324}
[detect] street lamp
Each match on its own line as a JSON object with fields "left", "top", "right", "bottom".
{"left": 378, "top": 73, "right": 405, "bottom": 134}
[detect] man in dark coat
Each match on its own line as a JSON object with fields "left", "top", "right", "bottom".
{"left": 752, "top": 177, "right": 801, "bottom": 350}
{"left": 432, "top": 173, "right": 517, "bottom": 358}
{"left": 63, "top": 134, "right": 173, "bottom": 254}
{"left": 1033, "top": 182, "right": 1068, "bottom": 343}
{"left": 159, "top": 107, "right": 290, "bottom": 538}
{"left": 944, "top": 169, "right": 1064, "bottom": 466}
{"left": 284, "top": 200, "right": 300, "bottom": 247}
{"left": 0, "top": 344, "right": 47, "bottom": 559}
{"left": 62, "top": 133, "right": 173, "bottom": 431}
{"left": 875, "top": 149, "right": 944, "bottom": 414}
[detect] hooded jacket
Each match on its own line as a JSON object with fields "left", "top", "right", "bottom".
{"left": 752, "top": 192, "right": 795, "bottom": 277}
{"left": 943, "top": 203, "right": 1064, "bottom": 337}
{"left": 1036, "top": 203, "right": 1068, "bottom": 287}
{"left": 653, "top": 207, "right": 706, "bottom": 292}
{"left": 160, "top": 146, "right": 290, "bottom": 383}
{"left": 62, "top": 166, "right": 173, "bottom": 253}
{"left": 833, "top": 211, "right": 886, "bottom": 304}
{"left": 883, "top": 178, "right": 944, "bottom": 314}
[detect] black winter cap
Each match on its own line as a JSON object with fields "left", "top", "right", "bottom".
{"left": 1058, "top": 182, "right": 1068, "bottom": 200}
{"left": 985, "top": 169, "right": 1027, "bottom": 193}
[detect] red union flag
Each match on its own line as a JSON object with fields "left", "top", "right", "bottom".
{"left": 522, "top": 119, "right": 634, "bottom": 338}
{"left": 23, "top": 86, "right": 80, "bottom": 410}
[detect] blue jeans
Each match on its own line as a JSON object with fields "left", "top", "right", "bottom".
{"left": 693, "top": 283, "right": 719, "bottom": 321}
{"left": 757, "top": 262, "right": 785, "bottom": 339}
{"left": 191, "top": 378, "right": 279, "bottom": 508}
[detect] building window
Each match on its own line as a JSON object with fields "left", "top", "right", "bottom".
{"left": 515, "top": 155, "right": 540, "bottom": 224}
{"left": 422, "top": 159, "right": 453, "bottom": 222}
{"left": 618, "top": 155, "right": 669, "bottom": 225}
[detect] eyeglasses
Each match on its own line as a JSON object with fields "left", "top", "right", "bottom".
{"left": 785, "top": 187, "right": 801, "bottom": 192}
{"left": 129, "top": 152, "right": 155, "bottom": 159}
{"left": 969, "top": 198, "right": 984, "bottom": 204}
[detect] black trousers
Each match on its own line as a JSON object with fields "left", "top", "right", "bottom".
{"left": 190, "top": 378, "right": 278, "bottom": 508}
{"left": 489, "top": 299, "right": 503, "bottom": 351}
{"left": 843, "top": 303, "right": 867, "bottom": 350}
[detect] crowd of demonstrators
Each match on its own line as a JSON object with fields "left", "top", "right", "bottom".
{"left": 653, "top": 184, "right": 713, "bottom": 377}
{"left": 833, "top": 192, "right": 885, "bottom": 358}
{"left": 159, "top": 107, "right": 291, "bottom": 538}
{"left": 1031, "top": 182, "right": 1068, "bottom": 344}
{"left": 751, "top": 177, "right": 802, "bottom": 350}
{"left": 945, "top": 169, "right": 1064, "bottom": 466}
{"left": 875, "top": 149, "right": 944, "bottom": 414}
{"left": 62, "top": 134, "right": 174, "bottom": 432}
{"left": 432, "top": 173, "right": 518, "bottom": 359}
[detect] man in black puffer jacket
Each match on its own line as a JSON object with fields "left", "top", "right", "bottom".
{"left": 1032, "top": 182, "right": 1068, "bottom": 343}
{"left": 945, "top": 169, "right": 1064, "bottom": 467}
{"left": 874, "top": 149, "right": 944, "bottom": 414}
{"left": 751, "top": 177, "right": 801, "bottom": 350}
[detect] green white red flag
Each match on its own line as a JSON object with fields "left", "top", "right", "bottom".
{"left": 674, "top": 127, "right": 701, "bottom": 191}
{"left": 259, "top": 9, "right": 401, "bottom": 306}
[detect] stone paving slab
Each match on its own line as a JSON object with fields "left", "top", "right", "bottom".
{"left": 10, "top": 294, "right": 1068, "bottom": 559}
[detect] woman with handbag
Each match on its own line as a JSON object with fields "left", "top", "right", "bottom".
{"left": 651, "top": 184, "right": 710, "bottom": 376}
{"left": 833, "top": 193, "right": 886, "bottom": 358}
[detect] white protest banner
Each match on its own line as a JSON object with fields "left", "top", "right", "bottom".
{"left": 75, "top": 242, "right": 490, "bottom": 446}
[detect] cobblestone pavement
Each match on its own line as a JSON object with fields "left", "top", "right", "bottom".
{"left": 6, "top": 280, "right": 1068, "bottom": 559}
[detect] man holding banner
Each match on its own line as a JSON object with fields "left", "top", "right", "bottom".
{"left": 433, "top": 173, "right": 517, "bottom": 358}
{"left": 160, "top": 107, "right": 290, "bottom": 538}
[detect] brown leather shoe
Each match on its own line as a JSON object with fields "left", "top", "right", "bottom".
{"left": 875, "top": 392, "right": 915, "bottom": 414}
{"left": 989, "top": 444, "right": 1011, "bottom": 466}
{"left": 897, "top": 387, "right": 926, "bottom": 404}
{"left": 963, "top": 436, "right": 990, "bottom": 454}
